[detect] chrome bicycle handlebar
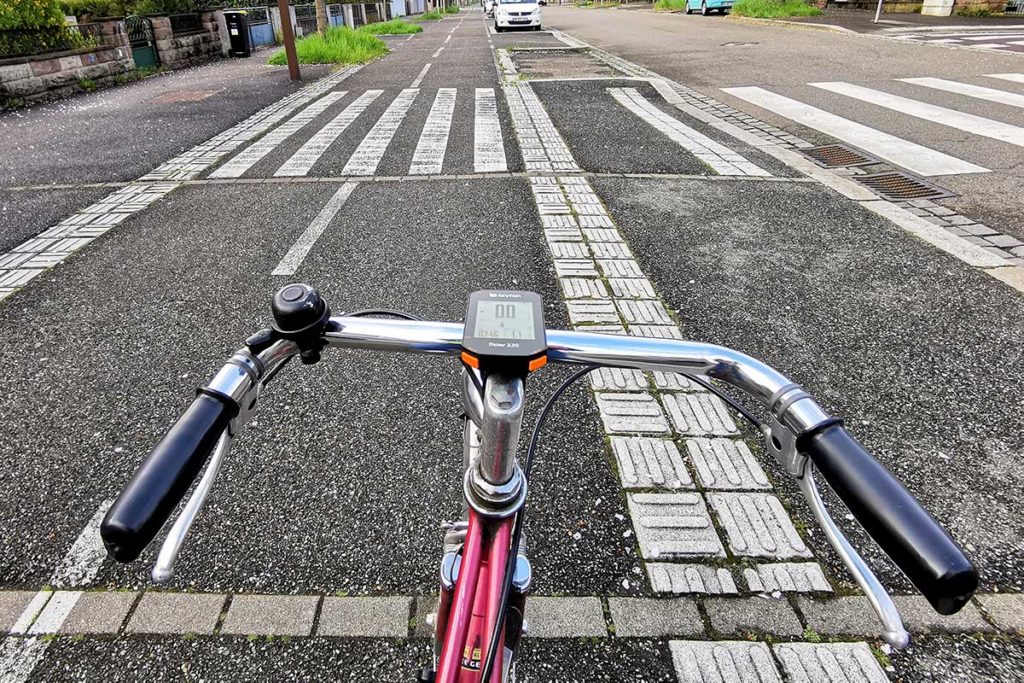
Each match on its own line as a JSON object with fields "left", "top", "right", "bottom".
{"left": 105, "top": 304, "right": 977, "bottom": 651}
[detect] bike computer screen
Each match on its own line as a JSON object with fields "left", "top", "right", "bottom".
{"left": 462, "top": 290, "right": 546, "bottom": 373}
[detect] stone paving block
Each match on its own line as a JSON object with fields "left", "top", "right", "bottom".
{"left": 744, "top": 563, "right": 832, "bottom": 593}
{"left": 773, "top": 642, "right": 888, "bottom": 683}
{"left": 616, "top": 299, "right": 672, "bottom": 325}
{"left": 553, "top": 259, "right": 598, "bottom": 277}
{"left": 686, "top": 438, "right": 771, "bottom": 490}
{"left": 412, "top": 595, "right": 438, "bottom": 638}
{"left": 708, "top": 492, "right": 812, "bottom": 559}
{"left": 612, "top": 436, "right": 693, "bottom": 489}
{"left": 590, "top": 242, "right": 632, "bottom": 259}
{"left": 589, "top": 367, "right": 648, "bottom": 391}
{"left": 567, "top": 300, "right": 618, "bottom": 324}
{"left": 647, "top": 564, "right": 738, "bottom": 595}
{"left": 653, "top": 371, "right": 698, "bottom": 390}
{"left": 704, "top": 596, "right": 803, "bottom": 637}
{"left": 318, "top": 596, "right": 411, "bottom": 637}
{"left": 126, "top": 592, "right": 226, "bottom": 635}
{"left": 550, "top": 242, "right": 590, "bottom": 260}
{"left": 608, "top": 597, "right": 703, "bottom": 637}
{"left": 608, "top": 277, "right": 656, "bottom": 299}
{"left": 663, "top": 393, "right": 739, "bottom": 437}
{"left": 524, "top": 597, "right": 606, "bottom": 638}
{"left": 892, "top": 594, "right": 993, "bottom": 633}
{"left": 595, "top": 393, "right": 670, "bottom": 434}
{"left": 627, "top": 492, "right": 725, "bottom": 559}
{"left": 797, "top": 595, "right": 882, "bottom": 637}
{"left": 59, "top": 591, "right": 138, "bottom": 634}
{"left": 221, "top": 594, "right": 319, "bottom": 636}
{"left": 630, "top": 325, "right": 683, "bottom": 340}
{"left": 598, "top": 259, "right": 644, "bottom": 278}
{"left": 669, "top": 640, "right": 782, "bottom": 683}
{"left": 0, "top": 591, "right": 37, "bottom": 633}
{"left": 561, "top": 277, "right": 608, "bottom": 300}
{"left": 977, "top": 593, "right": 1024, "bottom": 631}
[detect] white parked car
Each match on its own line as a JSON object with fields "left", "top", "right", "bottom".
{"left": 494, "top": 0, "right": 542, "bottom": 32}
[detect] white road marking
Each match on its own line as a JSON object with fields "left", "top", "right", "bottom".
{"left": 50, "top": 499, "right": 112, "bottom": 587}
{"left": 341, "top": 89, "right": 419, "bottom": 176}
{"left": 963, "top": 33, "right": 1024, "bottom": 41}
{"left": 610, "top": 88, "right": 770, "bottom": 177}
{"left": 410, "top": 88, "right": 457, "bottom": 175}
{"left": 987, "top": 73, "right": 1024, "bottom": 84}
{"left": 721, "top": 86, "right": 988, "bottom": 176}
{"left": 411, "top": 62, "right": 432, "bottom": 88}
{"left": 432, "top": 46, "right": 445, "bottom": 58}
{"left": 899, "top": 77, "right": 1024, "bottom": 109}
{"left": 272, "top": 183, "right": 358, "bottom": 275}
{"left": 275, "top": 90, "right": 382, "bottom": 177}
{"left": 210, "top": 92, "right": 347, "bottom": 178}
{"left": 0, "top": 501, "right": 113, "bottom": 681}
{"left": 810, "top": 81, "right": 1024, "bottom": 148}
{"left": 445, "top": 33, "right": 452, "bottom": 43}
{"left": 28, "top": 591, "right": 82, "bottom": 634}
{"left": 474, "top": 88, "right": 508, "bottom": 172}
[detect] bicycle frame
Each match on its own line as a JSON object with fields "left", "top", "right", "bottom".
{"left": 433, "top": 370, "right": 527, "bottom": 682}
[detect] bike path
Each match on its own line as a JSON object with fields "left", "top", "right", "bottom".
{"left": 0, "top": 8, "right": 1019, "bottom": 682}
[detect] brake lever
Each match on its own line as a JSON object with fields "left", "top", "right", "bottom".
{"left": 764, "top": 418, "right": 910, "bottom": 649}
{"left": 151, "top": 339, "right": 299, "bottom": 583}
{"left": 152, "top": 429, "right": 233, "bottom": 582}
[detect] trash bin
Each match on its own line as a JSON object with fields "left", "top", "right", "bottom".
{"left": 224, "top": 11, "right": 251, "bottom": 58}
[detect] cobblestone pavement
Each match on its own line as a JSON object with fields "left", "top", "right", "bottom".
{"left": 1, "top": 7, "right": 1022, "bottom": 682}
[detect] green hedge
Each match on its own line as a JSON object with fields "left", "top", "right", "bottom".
{"left": 1, "top": 0, "right": 67, "bottom": 30}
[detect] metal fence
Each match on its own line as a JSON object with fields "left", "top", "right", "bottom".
{"left": 293, "top": 5, "right": 318, "bottom": 36}
{"left": 1006, "top": 0, "right": 1023, "bottom": 14}
{"left": 169, "top": 13, "right": 205, "bottom": 35}
{"left": 244, "top": 6, "right": 276, "bottom": 46}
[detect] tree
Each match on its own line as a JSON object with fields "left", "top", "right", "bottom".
{"left": 315, "top": 0, "right": 327, "bottom": 36}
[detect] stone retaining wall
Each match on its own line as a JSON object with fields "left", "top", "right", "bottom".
{"left": 151, "top": 11, "right": 223, "bottom": 70}
{"left": 0, "top": 20, "right": 135, "bottom": 105}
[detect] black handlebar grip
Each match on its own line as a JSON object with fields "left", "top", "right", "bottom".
{"left": 100, "top": 393, "right": 236, "bottom": 563}
{"left": 800, "top": 423, "right": 978, "bottom": 615}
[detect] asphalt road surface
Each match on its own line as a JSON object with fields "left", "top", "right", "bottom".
{"left": 1, "top": 7, "right": 1022, "bottom": 682}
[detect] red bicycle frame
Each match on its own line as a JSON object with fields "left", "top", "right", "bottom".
{"left": 436, "top": 511, "right": 513, "bottom": 683}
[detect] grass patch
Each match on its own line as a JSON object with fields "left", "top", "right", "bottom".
{"left": 955, "top": 4, "right": 991, "bottom": 15}
{"left": 414, "top": 9, "right": 445, "bottom": 20}
{"left": 732, "top": 0, "right": 822, "bottom": 17}
{"left": 359, "top": 18, "right": 423, "bottom": 34}
{"left": 268, "top": 26, "right": 387, "bottom": 65}
{"left": 445, "top": 4, "right": 461, "bottom": 12}
{"left": 653, "top": 0, "right": 687, "bottom": 9}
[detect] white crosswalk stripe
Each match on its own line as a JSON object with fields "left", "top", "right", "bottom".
{"left": 342, "top": 89, "right": 419, "bottom": 176}
{"left": 474, "top": 88, "right": 508, "bottom": 173}
{"left": 722, "top": 86, "right": 988, "bottom": 177}
{"left": 275, "top": 90, "right": 382, "bottom": 177}
{"left": 810, "top": 81, "right": 1024, "bottom": 148}
{"left": 987, "top": 73, "right": 1024, "bottom": 84}
{"left": 410, "top": 88, "right": 457, "bottom": 175}
{"left": 609, "top": 87, "right": 771, "bottom": 177}
{"left": 210, "top": 92, "right": 346, "bottom": 179}
{"left": 898, "top": 77, "right": 1024, "bottom": 109}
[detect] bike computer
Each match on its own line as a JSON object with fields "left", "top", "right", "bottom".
{"left": 461, "top": 290, "right": 547, "bottom": 375}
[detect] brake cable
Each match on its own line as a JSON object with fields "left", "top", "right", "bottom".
{"left": 478, "top": 365, "right": 597, "bottom": 682}
{"left": 477, "top": 366, "right": 762, "bottom": 681}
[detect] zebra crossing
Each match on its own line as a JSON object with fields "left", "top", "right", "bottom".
{"left": 723, "top": 73, "right": 1024, "bottom": 177}
{"left": 210, "top": 86, "right": 513, "bottom": 179}
{"left": 891, "top": 29, "right": 1024, "bottom": 54}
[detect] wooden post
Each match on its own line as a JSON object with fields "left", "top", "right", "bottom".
{"left": 277, "top": 0, "right": 301, "bottom": 81}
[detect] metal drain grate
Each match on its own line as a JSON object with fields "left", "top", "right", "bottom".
{"left": 854, "top": 172, "right": 954, "bottom": 202}
{"left": 802, "top": 144, "right": 879, "bottom": 168}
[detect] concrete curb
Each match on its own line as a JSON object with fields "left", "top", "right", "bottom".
{"left": 2, "top": 589, "right": 1020, "bottom": 640}
{"left": 725, "top": 15, "right": 858, "bottom": 34}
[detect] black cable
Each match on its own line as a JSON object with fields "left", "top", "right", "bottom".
{"left": 685, "top": 373, "right": 763, "bottom": 430}
{"left": 478, "top": 365, "right": 598, "bottom": 682}
{"left": 345, "top": 308, "right": 423, "bottom": 321}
